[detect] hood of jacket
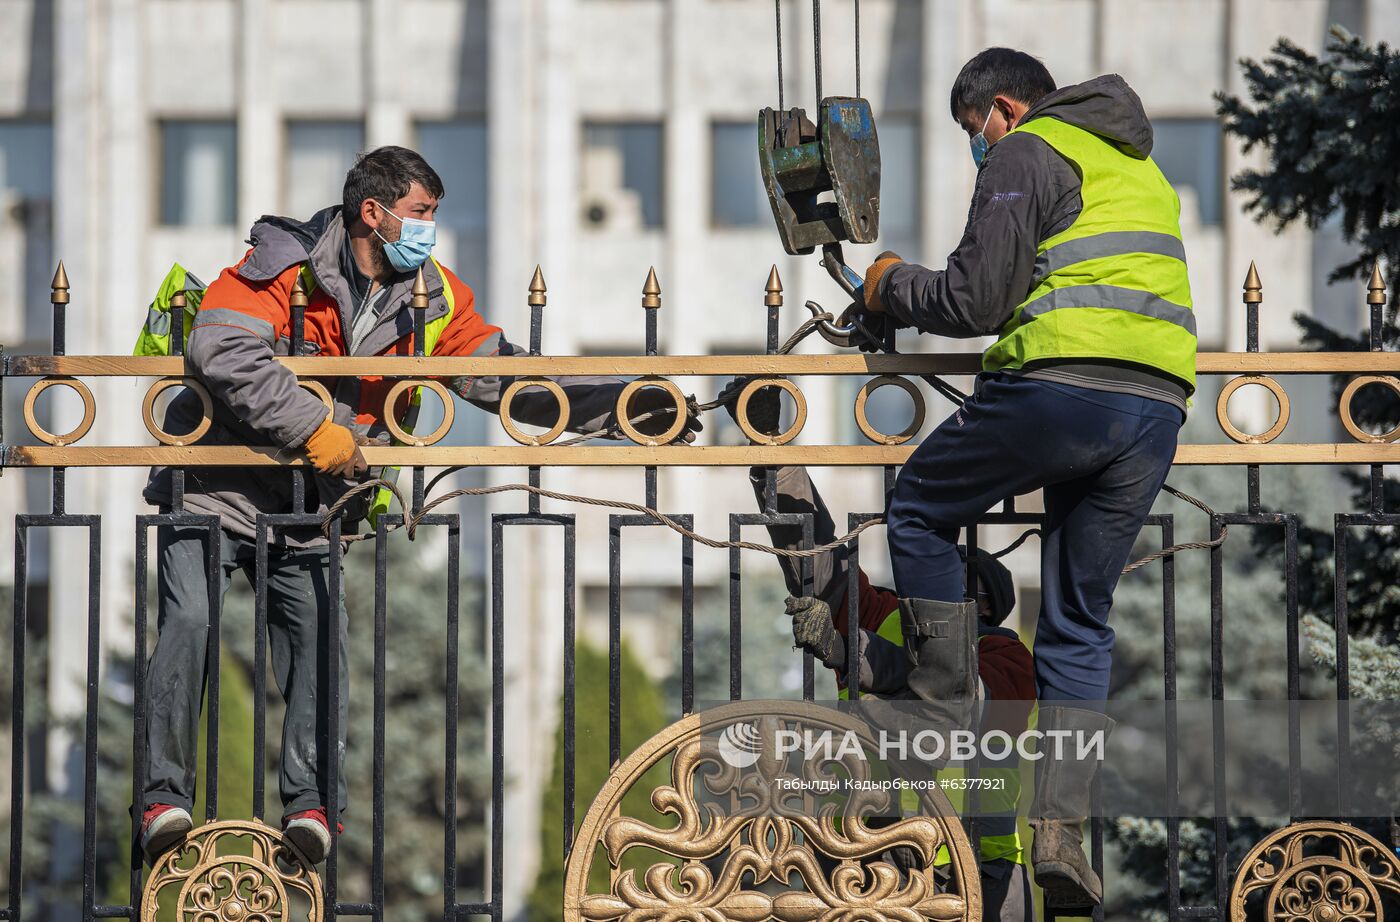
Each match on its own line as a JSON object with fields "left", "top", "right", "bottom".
{"left": 1021, "top": 74, "right": 1154, "bottom": 159}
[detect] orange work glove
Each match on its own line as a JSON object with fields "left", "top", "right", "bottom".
{"left": 863, "top": 251, "right": 904, "bottom": 313}
{"left": 303, "top": 416, "right": 367, "bottom": 478}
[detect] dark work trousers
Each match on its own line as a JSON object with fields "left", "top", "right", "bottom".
{"left": 887, "top": 373, "right": 1182, "bottom": 702}
{"left": 143, "top": 515, "right": 349, "bottom": 822}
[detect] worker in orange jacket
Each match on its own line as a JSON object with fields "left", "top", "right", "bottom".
{"left": 138, "top": 146, "right": 700, "bottom": 864}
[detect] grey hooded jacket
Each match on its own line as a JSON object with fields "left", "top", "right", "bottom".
{"left": 878, "top": 74, "right": 1188, "bottom": 412}
{"left": 144, "top": 207, "right": 636, "bottom": 545}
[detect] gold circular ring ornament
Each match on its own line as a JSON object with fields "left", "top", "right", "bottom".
{"left": 735, "top": 377, "right": 807, "bottom": 446}
{"left": 23, "top": 377, "right": 97, "bottom": 446}
{"left": 383, "top": 379, "right": 455, "bottom": 447}
{"left": 500, "top": 378, "right": 570, "bottom": 446}
{"left": 298, "top": 379, "right": 335, "bottom": 411}
{"left": 1216, "top": 375, "right": 1290, "bottom": 444}
{"left": 1338, "top": 375, "right": 1400, "bottom": 444}
{"left": 854, "top": 375, "right": 925, "bottom": 445}
{"left": 141, "top": 377, "right": 214, "bottom": 447}
{"left": 616, "top": 377, "right": 688, "bottom": 446}
{"left": 140, "top": 818, "right": 323, "bottom": 921}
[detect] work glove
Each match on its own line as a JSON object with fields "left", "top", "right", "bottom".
{"left": 845, "top": 307, "right": 890, "bottom": 354}
{"left": 621, "top": 385, "right": 704, "bottom": 444}
{"left": 717, "top": 376, "right": 784, "bottom": 441}
{"left": 786, "top": 595, "right": 843, "bottom": 668}
{"left": 862, "top": 250, "right": 903, "bottom": 313}
{"left": 304, "top": 416, "right": 368, "bottom": 478}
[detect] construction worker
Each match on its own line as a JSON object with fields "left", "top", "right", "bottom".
{"left": 860, "top": 49, "right": 1194, "bottom": 909}
{"left": 137, "top": 146, "right": 700, "bottom": 864}
{"left": 721, "top": 380, "right": 1036, "bottom": 920}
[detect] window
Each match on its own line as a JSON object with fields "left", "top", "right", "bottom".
{"left": 711, "top": 121, "right": 765, "bottom": 228}
{"left": 159, "top": 120, "right": 237, "bottom": 226}
{"left": 416, "top": 118, "right": 489, "bottom": 293}
{"left": 878, "top": 116, "right": 920, "bottom": 252}
{"left": 1151, "top": 118, "right": 1223, "bottom": 227}
{"left": 0, "top": 121, "right": 56, "bottom": 342}
{"left": 416, "top": 119, "right": 489, "bottom": 235}
{"left": 581, "top": 122, "right": 663, "bottom": 230}
{"left": 285, "top": 121, "right": 363, "bottom": 219}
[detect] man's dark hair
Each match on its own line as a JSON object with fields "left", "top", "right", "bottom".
{"left": 949, "top": 48, "right": 1057, "bottom": 121}
{"left": 342, "top": 146, "right": 445, "bottom": 226}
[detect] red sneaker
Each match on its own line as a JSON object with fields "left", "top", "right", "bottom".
{"left": 139, "top": 804, "right": 192, "bottom": 863}
{"left": 282, "top": 808, "right": 344, "bottom": 865}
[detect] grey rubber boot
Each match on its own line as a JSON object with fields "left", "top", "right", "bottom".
{"left": 1029, "top": 706, "right": 1117, "bottom": 909}
{"left": 898, "top": 598, "right": 979, "bottom": 747}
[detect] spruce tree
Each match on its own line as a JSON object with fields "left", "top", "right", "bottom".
{"left": 1106, "top": 27, "right": 1400, "bottom": 917}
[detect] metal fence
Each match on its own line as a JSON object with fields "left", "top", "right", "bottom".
{"left": 2, "top": 260, "right": 1398, "bottom": 921}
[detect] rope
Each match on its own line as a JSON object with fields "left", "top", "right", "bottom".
{"left": 1120, "top": 484, "right": 1229, "bottom": 574}
{"left": 325, "top": 476, "right": 1224, "bottom": 575}
{"left": 325, "top": 477, "right": 885, "bottom": 557}
{"left": 854, "top": 0, "right": 861, "bottom": 98}
{"left": 775, "top": 0, "right": 785, "bottom": 111}
{"left": 812, "top": 0, "right": 822, "bottom": 105}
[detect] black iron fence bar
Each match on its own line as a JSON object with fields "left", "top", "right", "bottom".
{"left": 1152, "top": 513, "right": 1184, "bottom": 921}
{"left": 9, "top": 515, "right": 99, "bottom": 922}
{"left": 131, "top": 513, "right": 220, "bottom": 911}
{"left": 1215, "top": 512, "right": 1304, "bottom": 817}
{"left": 727, "top": 513, "right": 814, "bottom": 701}
{"left": 489, "top": 510, "right": 574, "bottom": 912}
{"left": 1211, "top": 514, "right": 1228, "bottom": 915}
{"left": 1330, "top": 512, "right": 1400, "bottom": 817}
{"left": 608, "top": 513, "right": 695, "bottom": 764}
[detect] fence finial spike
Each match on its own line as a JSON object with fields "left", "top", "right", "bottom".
{"left": 765, "top": 264, "right": 784, "bottom": 307}
{"left": 642, "top": 266, "right": 661, "bottom": 309}
{"left": 1368, "top": 262, "right": 1387, "bottom": 305}
{"left": 290, "top": 270, "right": 309, "bottom": 308}
{"left": 1243, "top": 261, "right": 1263, "bottom": 304}
{"left": 528, "top": 265, "right": 547, "bottom": 306}
{"left": 50, "top": 261, "right": 70, "bottom": 305}
{"left": 412, "top": 266, "right": 430, "bottom": 309}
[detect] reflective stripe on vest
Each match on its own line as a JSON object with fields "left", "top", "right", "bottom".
{"left": 982, "top": 116, "right": 1197, "bottom": 393}
{"left": 839, "top": 607, "right": 1025, "bottom": 866}
{"left": 368, "top": 257, "right": 456, "bottom": 526}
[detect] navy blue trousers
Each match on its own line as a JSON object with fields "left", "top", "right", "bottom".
{"left": 887, "top": 373, "right": 1182, "bottom": 702}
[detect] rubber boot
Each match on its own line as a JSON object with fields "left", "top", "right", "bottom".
{"left": 899, "top": 598, "right": 978, "bottom": 756}
{"left": 1029, "top": 706, "right": 1117, "bottom": 909}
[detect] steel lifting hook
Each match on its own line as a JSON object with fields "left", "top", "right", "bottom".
{"left": 805, "top": 299, "right": 862, "bottom": 348}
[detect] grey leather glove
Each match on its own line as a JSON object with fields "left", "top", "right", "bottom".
{"left": 717, "top": 376, "right": 784, "bottom": 441}
{"left": 620, "top": 385, "right": 704, "bottom": 443}
{"left": 786, "top": 595, "right": 846, "bottom": 668}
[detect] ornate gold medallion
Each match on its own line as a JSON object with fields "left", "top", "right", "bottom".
{"left": 564, "top": 700, "right": 982, "bottom": 921}
{"left": 141, "top": 819, "right": 323, "bottom": 922}
{"left": 1230, "top": 821, "right": 1400, "bottom": 922}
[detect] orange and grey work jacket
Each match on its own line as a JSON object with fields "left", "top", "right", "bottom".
{"left": 144, "top": 206, "right": 630, "bottom": 545}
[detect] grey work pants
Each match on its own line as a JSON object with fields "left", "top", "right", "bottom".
{"left": 142, "top": 517, "right": 348, "bottom": 821}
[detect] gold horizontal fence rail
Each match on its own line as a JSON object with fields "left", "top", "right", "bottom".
{"left": 5, "top": 350, "right": 1400, "bottom": 466}
{"left": 4, "top": 260, "right": 1398, "bottom": 468}
{"left": 9, "top": 351, "right": 1400, "bottom": 377}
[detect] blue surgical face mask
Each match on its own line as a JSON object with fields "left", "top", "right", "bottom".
{"left": 373, "top": 200, "right": 437, "bottom": 273}
{"left": 969, "top": 106, "right": 997, "bottom": 168}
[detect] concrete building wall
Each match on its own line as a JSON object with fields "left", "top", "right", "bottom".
{"left": 0, "top": 0, "right": 1392, "bottom": 915}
